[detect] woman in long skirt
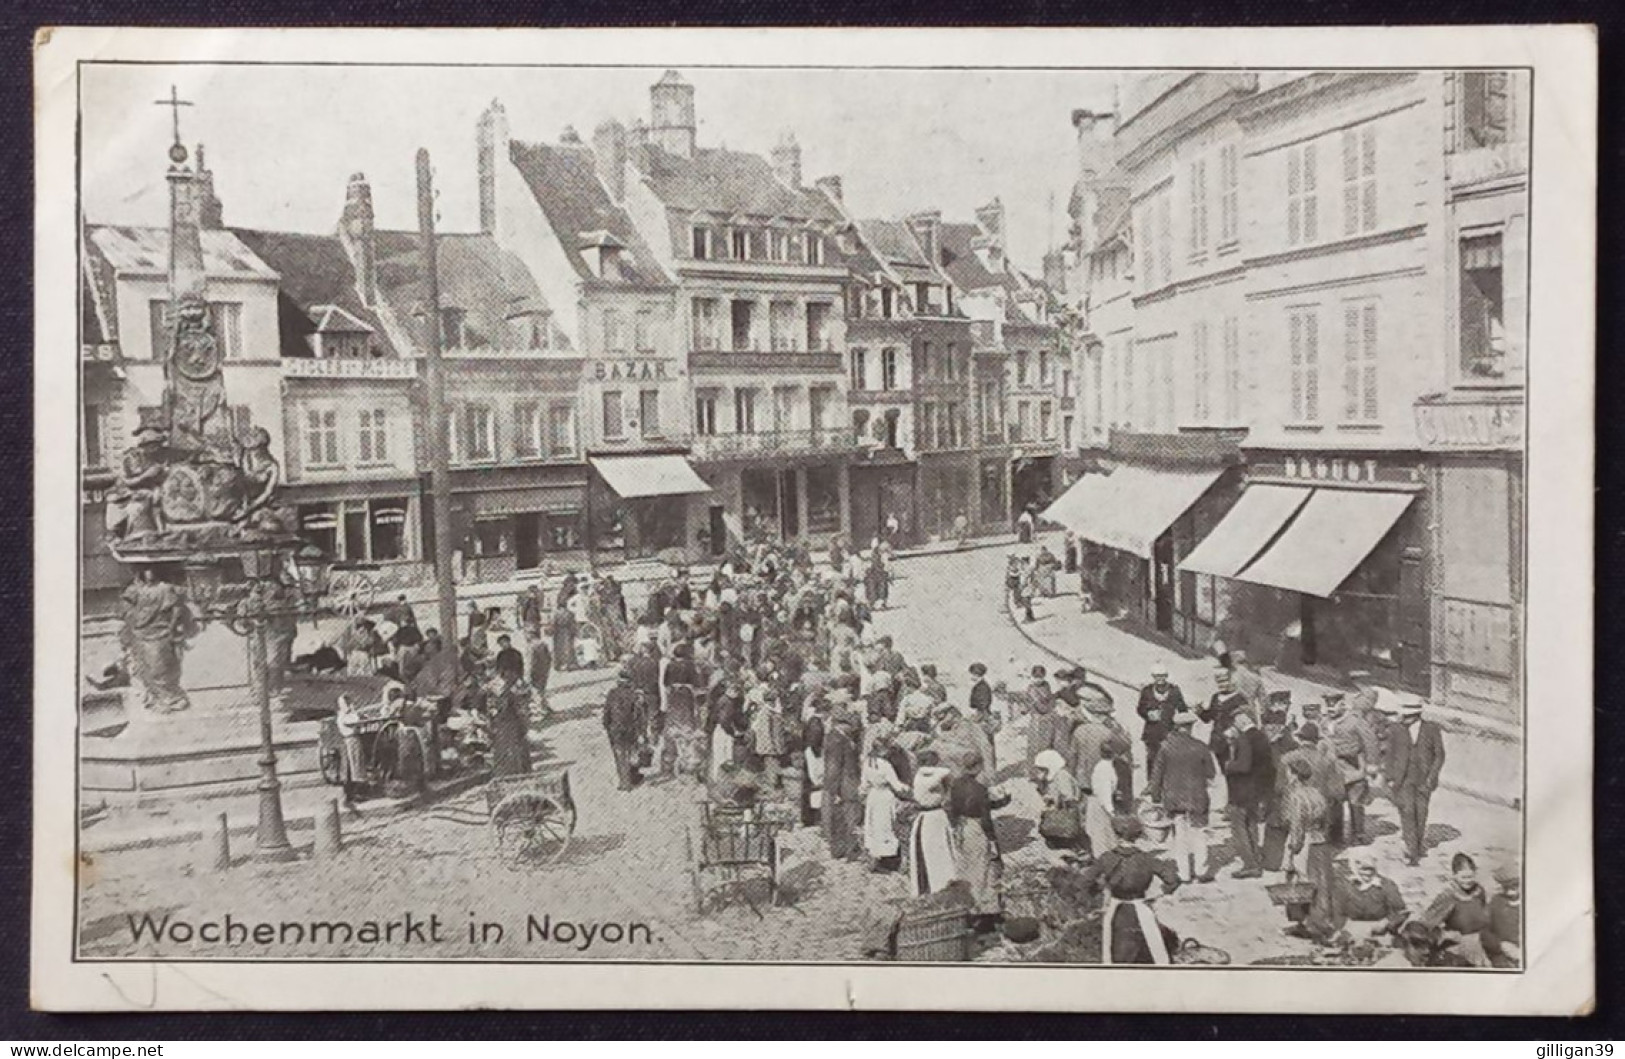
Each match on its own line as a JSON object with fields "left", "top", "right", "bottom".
{"left": 947, "top": 751, "right": 1002, "bottom": 916}
{"left": 1084, "top": 736, "right": 1133, "bottom": 860}
{"left": 907, "top": 757, "right": 959, "bottom": 898}
{"left": 861, "top": 728, "right": 908, "bottom": 871}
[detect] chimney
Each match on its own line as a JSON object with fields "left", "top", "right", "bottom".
{"left": 649, "top": 70, "right": 696, "bottom": 158}
{"left": 166, "top": 145, "right": 206, "bottom": 302}
{"left": 592, "top": 119, "right": 628, "bottom": 203}
{"left": 194, "top": 143, "right": 224, "bottom": 229}
{"left": 339, "top": 172, "right": 377, "bottom": 307}
{"left": 974, "top": 198, "right": 1007, "bottom": 272}
{"left": 906, "top": 210, "right": 943, "bottom": 267}
{"left": 814, "top": 174, "right": 843, "bottom": 204}
{"left": 771, "top": 132, "right": 802, "bottom": 189}
{"left": 476, "top": 99, "right": 510, "bottom": 235}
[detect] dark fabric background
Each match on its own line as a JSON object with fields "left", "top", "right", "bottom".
{"left": 0, "top": 0, "right": 1617, "bottom": 1038}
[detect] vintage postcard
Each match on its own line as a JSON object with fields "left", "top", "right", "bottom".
{"left": 32, "top": 26, "right": 1595, "bottom": 1012}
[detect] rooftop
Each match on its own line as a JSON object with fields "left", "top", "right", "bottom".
{"left": 233, "top": 228, "right": 399, "bottom": 359}
{"left": 508, "top": 138, "right": 671, "bottom": 287}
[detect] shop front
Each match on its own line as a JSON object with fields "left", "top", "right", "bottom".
{"left": 290, "top": 479, "right": 425, "bottom": 593}
{"left": 688, "top": 457, "right": 849, "bottom": 556}
{"left": 1042, "top": 432, "right": 1240, "bottom": 647}
{"left": 444, "top": 467, "right": 589, "bottom": 584}
{"left": 1183, "top": 450, "right": 1431, "bottom": 691}
{"left": 916, "top": 451, "right": 976, "bottom": 543}
{"left": 1010, "top": 452, "right": 1058, "bottom": 523}
{"left": 1416, "top": 393, "right": 1524, "bottom": 725}
{"left": 849, "top": 455, "right": 916, "bottom": 548}
{"left": 589, "top": 453, "right": 712, "bottom": 561}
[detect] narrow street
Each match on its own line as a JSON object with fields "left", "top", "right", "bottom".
{"left": 80, "top": 544, "right": 1518, "bottom": 965}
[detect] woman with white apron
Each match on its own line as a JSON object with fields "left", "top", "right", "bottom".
{"left": 1083, "top": 815, "right": 1184, "bottom": 965}
{"left": 907, "top": 757, "right": 959, "bottom": 898}
{"left": 861, "top": 726, "right": 909, "bottom": 872}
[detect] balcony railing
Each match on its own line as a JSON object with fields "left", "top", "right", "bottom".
{"left": 690, "top": 427, "right": 856, "bottom": 461}
{"left": 690, "top": 350, "right": 843, "bottom": 374}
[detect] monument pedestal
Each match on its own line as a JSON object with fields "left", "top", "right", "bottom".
{"left": 81, "top": 685, "right": 322, "bottom": 805}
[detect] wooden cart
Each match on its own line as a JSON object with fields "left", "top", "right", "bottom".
{"left": 485, "top": 766, "right": 576, "bottom": 866}
{"left": 684, "top": 801, "right": 792, "bottom": 915}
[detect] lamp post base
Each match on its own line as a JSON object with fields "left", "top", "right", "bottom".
{"left": 254, "top": 756, "right": 299, "bottom": 863}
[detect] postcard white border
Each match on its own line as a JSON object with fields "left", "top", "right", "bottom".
{"left": 32, "top": 24, "right": 1596, "bottom": 1014}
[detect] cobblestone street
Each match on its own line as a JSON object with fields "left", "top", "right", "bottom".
{"left": 79, "top": 543, "right": 1519, "bottom": 965}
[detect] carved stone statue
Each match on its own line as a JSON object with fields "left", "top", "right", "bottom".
{"left": 118, "top": 568, "right": 198, "bottom": 716}
{"left": 104, "top": 422, "right": 169, "bottom": 542}
{"left": 162, "top": 294, "right": 234, "bottom": 461}
{"left": 237, "top": 425, "right": 281, "bottom": 521}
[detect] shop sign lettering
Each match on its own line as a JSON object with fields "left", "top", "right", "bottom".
{"left": 593, "top": 361, "right": 671, "bottom": 383}
{"left": 1415, "top": 401, "right": 1525, "bottom": 451}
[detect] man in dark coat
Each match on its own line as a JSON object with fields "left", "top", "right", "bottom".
{"left": 527, "top": 636, "right": 553, "bottom": 699}
{"left": 1222, "top": 711, "right": 1274, "bottom": 878}
{"left": 603, "top": 670, "right": 643, "bottom": 791}
{"left": 1259, "top": 707, "right": 1299, "bottom": 871}
{"left": 494, "top": 635, "right": 524, "bottom": 684}
{"left": 1384, "top": 697, "right": 1447, "bottom": 865}
{"left": 1200, "top": 666, "right": 1251, "bottom": 767}
{"left": 1136, "top": 667, "right": 1186, "bottom": 773}
{"left": 1148, "top": 708, "right": 1215, "bottom": 884}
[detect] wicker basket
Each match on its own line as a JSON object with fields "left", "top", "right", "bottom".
{"left": 894, "top": 908, "right": 975, "bottom": 962}
{"left": 1265, "top": 881, "right": 1318, "bottom": 922}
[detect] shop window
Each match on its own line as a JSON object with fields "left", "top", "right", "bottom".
{"left": 298, "top": 503, "right": 339, "bottom": 558}
{"left": 472, "top": 518, "right": 508, "bottom": 557}
{"left": 344, "top": 508, "right": 367, "bottom": 562}
{"left": 544, "top": 514, "right": 582, "bottom": 552}
{"left": 806, "top": 466, "right": 841, "bottom": 534}
{"left": 370, "top": 499, "right": 408, "bottom": 561}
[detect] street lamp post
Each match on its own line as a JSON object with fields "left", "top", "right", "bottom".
{"left": 182, "top": 543, "right": 331, "bottom": 863}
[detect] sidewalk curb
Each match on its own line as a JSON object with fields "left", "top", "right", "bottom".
{"left": 1000, "top": 594, "right": 1520, "bottom": 812}
{"left": 82, "top": 672, "right": 618, "bottom": 855}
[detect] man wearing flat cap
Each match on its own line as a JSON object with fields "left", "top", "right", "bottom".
{"left": 1136, "top": 666, "right": 1187, "bottom": 775}
{"left": 1148, "top": 707, "right": 1216, "bottom": 884}
{"left": 1383, "top": 695, "right": 1447, "bottom": 866}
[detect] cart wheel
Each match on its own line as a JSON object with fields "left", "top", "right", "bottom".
{"left": 526, "top": 800, "right": 575, "bottom": 864}
{"left": 328, "top": 570, "right": 377, "bottom": 618}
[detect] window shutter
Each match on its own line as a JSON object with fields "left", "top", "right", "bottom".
{"left": 1343, "top": 305, "right": 1361, "bottom": 420}
{"left": 1304, "top": 312, "right": 1320, "bottom": 421}
{"left": 1302, "top": 144, "right": 1319, "bottom": 242}
{"left": 1361, "top": 303, "right": 1379, "bottom": 420}
{"left": 1289, "top": 314, "right": 1304, "bottom": 420}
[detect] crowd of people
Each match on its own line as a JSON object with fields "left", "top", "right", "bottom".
{"left": 296, "top": 523, "right": 1518, "bottom": 968}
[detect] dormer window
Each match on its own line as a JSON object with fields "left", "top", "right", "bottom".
{"left": 691, "top": 226, "right": 712, "bottom": 260}
{"left": 807, "top": 234, "right": 824, "bottom": 265}
{"left": 581, "top": 230, "right": 626, "bottom": 279}
{"left": 440, "top": 308, "right": 468, "bottom": 350}
{"left": 731, "top": 229, "right": 750, "bottom": 260}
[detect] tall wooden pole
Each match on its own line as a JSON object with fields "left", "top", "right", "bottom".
{"left": 417, "top": 149, "right": 459, "bottom": 650}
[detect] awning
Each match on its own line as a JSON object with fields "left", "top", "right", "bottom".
{"left": 1234, "top": 488, "right": 1415, "bottom": 598}
{"left": 1041, "top": 464, "right": 1222, "bottom": 558}
{"left": 1179, "top": 485, "right": 1312, "bottom": 578}
{"left": 591, "top": 454, "right": 712, "bottom": 499}
{"left": 472, "top": 485, "right": 584, "bottom": 519}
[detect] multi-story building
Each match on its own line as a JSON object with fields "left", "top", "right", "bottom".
{"left": 1056, "top": 69, "right": 1529, "bottom": 713}
{"left": 939, "top": 200, "right": 1066, "bottom": 529}
{"left": 481, "top": 104, "right": 710, "bottom": 562}
{"left": 615, "top": 71, "right": 857, "bottom": 552}
{"left": 1414, "top": 71, "right": 1529, "bottom": 723}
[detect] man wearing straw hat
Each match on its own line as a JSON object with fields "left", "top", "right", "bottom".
{"left": 1383, "top": 694, "right": 1447, "bottom": 866}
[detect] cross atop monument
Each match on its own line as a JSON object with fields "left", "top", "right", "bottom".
{"left": 154, "top": 85, "right": 193, "bottom": 159}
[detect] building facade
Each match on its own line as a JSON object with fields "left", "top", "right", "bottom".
{"left": 1054, "top": 69, "right": 1528, "bottom": 717}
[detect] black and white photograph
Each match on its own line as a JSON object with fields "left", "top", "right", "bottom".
{"left": 31, "top": 26, "right": 1595, "bottom": 1013}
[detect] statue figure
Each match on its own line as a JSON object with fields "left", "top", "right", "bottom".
{"left": 237, "top": 425, "right": 281, "bottom": 522}
{"left": 118, "top": 568, "right": 198, "bottom": 715}
{"left": 161, "top": 294, "right": 234, "bottom": 461}
{"left": 105, "top": 422, "right": 169, "bottom": 543}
